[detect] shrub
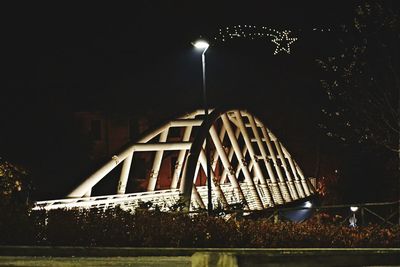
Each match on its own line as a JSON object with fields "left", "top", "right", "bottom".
{"left": 0, "top": 159, "right": 34, "bottom": 245}
{"left": 23, "top": 208, "right": 400, "bottom": 248}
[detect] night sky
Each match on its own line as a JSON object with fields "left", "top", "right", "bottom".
{"left": 3, "top": 2, "right": 352, "bottom": 110}
{"left": 3, "top": 2, "right": 394, "bottom": 201}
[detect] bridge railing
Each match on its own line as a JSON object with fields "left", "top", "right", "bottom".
{"left": 33, "top": 188, "right": 399, "bottom": 226}
{"left": 306, "top": 201, "right": 400, "bottom": 227}
{"left": 33, "top": 189, "right": 181, "bottom": 212}
{"left": 213, "top": 200, "right": 400, "bottom": 226}
{"left": 33, "top": 183, "right": 264, "bottom": 212}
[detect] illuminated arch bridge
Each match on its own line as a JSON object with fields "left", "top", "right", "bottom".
{"left": 34, "top": 109, "right": 316, "bottom": 212}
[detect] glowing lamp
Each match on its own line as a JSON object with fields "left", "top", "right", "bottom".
{"left": 304, "top": 201, "right": 312, "bottom": 208}
{"left": 193, "top": 40, "right": 209, "bottom": 50}
{"left": 350, "top": 206, "right": 359, "bottom": 212}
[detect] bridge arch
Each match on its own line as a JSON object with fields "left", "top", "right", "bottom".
{"left": 34, "top": 108, "right": 316, "bottom": 212}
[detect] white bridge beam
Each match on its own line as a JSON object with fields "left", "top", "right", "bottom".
{"left": 68, "top": 142, "right": 192, "bottom": 198}
{"left": 38, "top": 108, "right": 315, "bottom": 213}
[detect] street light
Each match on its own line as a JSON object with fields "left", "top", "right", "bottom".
{"left": 193, "top": 40, "right": 210, "bottom": 50}
{"left": 193, "top": 39, "right": 212, "bottom": 215}
{"left": 349, "top": 206, "right": 358, "bottom": 227}
{"left": 350, "top": 206, "right": 359, "bottom": 212}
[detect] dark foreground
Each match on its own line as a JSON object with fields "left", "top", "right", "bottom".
{"left": 0, "top": 256, "right": 190, "bottom": 267}
{"left": 1, "top": 247, "right": 400, "bottom": 267}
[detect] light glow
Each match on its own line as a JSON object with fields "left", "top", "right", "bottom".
{"left": 193, "top": 40, "right": 209, "bottom": 49}
{"left": 304, "top": 201, "right": 312, "bottom": 208}
{"left": 350, "top": 206, "right": 359, "bottom": 212}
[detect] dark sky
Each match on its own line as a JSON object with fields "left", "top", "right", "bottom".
{"left": 3, "top": 1, "right": 354, "bottom": 112}
{"left": 2, "top": 1, "right": 356, "bottom": 135}
{"left": 2, "top": 1, "right": 367, "bottom": 199}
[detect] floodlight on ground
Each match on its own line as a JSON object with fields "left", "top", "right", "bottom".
{"left": 304, "top": 201, "right": 312, "bottom": 208}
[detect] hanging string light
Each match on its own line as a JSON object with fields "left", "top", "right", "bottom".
{"left": 212, "top": 25, "right": 298, "bottom": 55}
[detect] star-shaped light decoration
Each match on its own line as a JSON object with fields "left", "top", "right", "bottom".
{"left": 271, "top": 30, "right": 297, "bottom": 55}
{"left": 213, "top": 25, "right": 299, "bottom": 55}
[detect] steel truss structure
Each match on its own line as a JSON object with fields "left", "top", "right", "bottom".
{"left": 34, "top": 109, "right": 316, "bottom": 212}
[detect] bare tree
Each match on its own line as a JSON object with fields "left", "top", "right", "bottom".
{"left": 318, "top": 2, "right": 399, "bottom": 150}
{"left": 317, "top": 1, "right": 400, "bottom": 221}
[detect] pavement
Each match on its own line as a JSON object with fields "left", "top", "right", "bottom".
{"left": 1, "top": 247, "right": 400, "bottom": 266}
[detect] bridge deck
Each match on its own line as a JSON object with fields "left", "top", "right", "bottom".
{"left": 34, "top": 183, "right": 277, "bottom": 212}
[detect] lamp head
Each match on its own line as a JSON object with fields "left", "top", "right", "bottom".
{"left": 193, "top": 40, "right": 209, "bottom": 50}
{"left": 350, "top": 206, "right": 359, "bottom": 212}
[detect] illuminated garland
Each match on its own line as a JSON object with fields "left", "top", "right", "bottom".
{"left": 212, "top": 25, "right": 298, "bottom": 55}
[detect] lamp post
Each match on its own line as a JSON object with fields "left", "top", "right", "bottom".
{"left": 193, "top": 39, "right": 212, "bottom": 215}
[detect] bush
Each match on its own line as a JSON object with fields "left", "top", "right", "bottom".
{"left": 21, "top": 208, "right": 400, "bottom": 247}
{"left": 0, "top": 159, "right": 35, "bottom": 245}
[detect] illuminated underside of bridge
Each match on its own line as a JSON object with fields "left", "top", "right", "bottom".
{"left": 34, "top": 109, "right": 316, "bottom": 212}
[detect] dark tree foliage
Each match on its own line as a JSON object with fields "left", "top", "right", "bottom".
{"left": 0, "top": 159, "right": 32, "bottom": 206}
{"left": 0, "top": 158, "right": 35, "bottom": 244}
{"left": 317, "top": 1, "right": 400, "bottom": 152}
